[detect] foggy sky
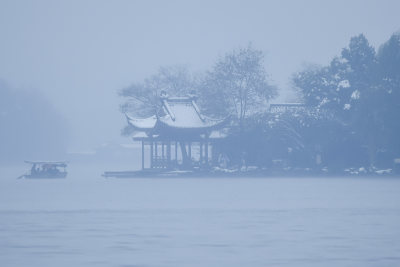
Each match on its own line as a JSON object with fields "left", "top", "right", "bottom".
{"left": 0, "top": 0, "right": 399, "bottom": 150}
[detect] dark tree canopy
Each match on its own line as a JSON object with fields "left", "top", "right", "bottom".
{"left": 376, "top": 32, "right": 400, "bottom": 158}
{"left": 293, "top": 33, "right": 400, "bottom": 169}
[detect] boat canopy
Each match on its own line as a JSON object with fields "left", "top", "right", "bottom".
{"left": 24, "top": 161, "right": 68, "bottom": 167}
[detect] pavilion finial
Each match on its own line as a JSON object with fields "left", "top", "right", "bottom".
{"left": 160, "top": 90, "right": 168, "bottom": 99}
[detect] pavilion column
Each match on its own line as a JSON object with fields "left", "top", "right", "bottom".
{"left": 167, "top": 141, "right": 171, "bottom": 168}
{"left": 150, "top": 139, "right": 154, "bottom": 169}
{"left": 210, "top": 143, "right": 213, "bottom": 165}
{"left": 205, "top": 140, "right": 209, "bottom": 166}
{"left": 162, "top": 142, "right": 165, "bottom": 168}
{"left": 200, "top": 141, "right": 203, "bottom": 164}
{"left": 179, "top": 141, "right": 190, "bottom": 168}
{"left": 141, "top": 140, "right": 145, "bottom": 170}
{"left": 175, "top": 141, "right": 178, "bottom": 164}
{"left": 188, "top": 142, "right": 192, "bottom": 161}
{"left": 212, "top": 142, "right": 218, "bottom": 166}
{"left": 155, "top": 141, "right": 158, "bottom": 168}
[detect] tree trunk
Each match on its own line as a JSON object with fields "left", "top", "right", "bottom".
{"left": 367, "top": 134, "right": 376, "bottom": 170}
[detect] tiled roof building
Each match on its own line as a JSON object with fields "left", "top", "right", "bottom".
{"left": 126, "top": 93, "right": 228, "bottom": 170}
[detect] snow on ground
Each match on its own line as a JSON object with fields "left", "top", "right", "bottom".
{"left": 0, "top": 164, "right": 400, "bottom": 267}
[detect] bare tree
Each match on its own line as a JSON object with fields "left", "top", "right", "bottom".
{"left": 119, "top": 65, "right": 194, "bottom": 118}
{"left": 201, "top": 44, "right": 277, "bottom": 127}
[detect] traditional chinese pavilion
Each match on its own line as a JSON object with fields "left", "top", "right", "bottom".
{"left": 126, "top": 92, "right": 228, "bottom": 170}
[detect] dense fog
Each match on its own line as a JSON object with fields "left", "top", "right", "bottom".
{"left": 0, "top": 82, "right": 68, "bottom": 162}
{"left": 1, "top": 0, "right": 399, "bottom": 169}
{"left": 1, "top": 2, "right": 400, "bottom": 267}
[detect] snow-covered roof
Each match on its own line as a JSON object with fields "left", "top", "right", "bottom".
{"left": 159, "top": 97, "right": 224, "bottom": 129}
{"left": 24, "top": 161, "right": 67, "bottom": 167}
{"left": 126, "top": 95, "right": 227, "bottom": 135}
{"left": 126, "top": 114, "right": 157, "bottom": 130}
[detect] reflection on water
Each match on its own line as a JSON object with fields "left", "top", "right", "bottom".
{"left": 0, "top": 169, "right": 400, "bottom": 267}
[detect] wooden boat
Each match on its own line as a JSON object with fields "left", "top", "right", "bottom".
{"left": 18, "top": 161, "right": 68, "bottom": 179}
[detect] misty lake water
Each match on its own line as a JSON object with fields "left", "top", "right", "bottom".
{"left": 1, "top": 164, "right": 400, "bottom": 267}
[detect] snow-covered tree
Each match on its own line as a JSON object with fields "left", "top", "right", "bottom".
{"left": 293, "top": 35, "right": 376, "bottom": 117}
{"left": 293, "top": 34, "right": 398, "bottom": 169}
{"left": 377, "top": 32, "right": 400, "bottom": 160}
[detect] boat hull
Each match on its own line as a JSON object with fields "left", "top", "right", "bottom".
{"left": 23, "top": 172, "right": 67, "bottom": 179}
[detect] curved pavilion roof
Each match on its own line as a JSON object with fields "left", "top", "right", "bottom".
{"left": 126, "top": 95, "right": 228, "bottom": 137}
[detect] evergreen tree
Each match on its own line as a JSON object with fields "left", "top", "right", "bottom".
{"left": 293, "top": 34, "right": 382, "bottom": 169}
{"left": 377, "top": 33, "right": 400, "bottom": 162}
